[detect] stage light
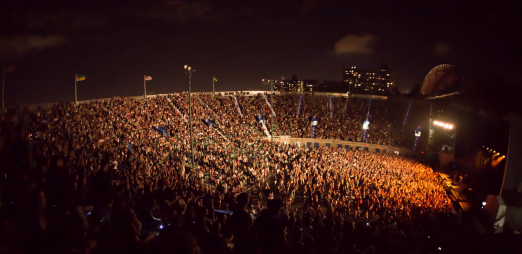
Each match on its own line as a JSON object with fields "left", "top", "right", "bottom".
{"left": 482, "top": 202, "right": 486, "bottom": 206}
{"left": 363, "top": 119, "right": 370, "bottom": 130}
{"left": 433, "top": 120, "right": 454, "bottom": 130}
{"left": 503, "top": 155, "right": 506, "bottom": 158}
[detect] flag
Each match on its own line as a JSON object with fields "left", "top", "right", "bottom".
{"left": 213, "top": 76, "right": 217, "bottom": 82}
{"left": 4, "top": 64, "right": 15, "bottom": 74}
{"left": 145, "top": 76, "right": 152, "bottom": 81}
{"left": 76, "top": 74, "right": 86, "bottom": 81}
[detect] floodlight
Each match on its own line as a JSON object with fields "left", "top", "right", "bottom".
{"left": 363, "top": 120, "right": 370, "bottom": 130}
{"left": 184, "top": 65, "right": 188, "bottom": 69}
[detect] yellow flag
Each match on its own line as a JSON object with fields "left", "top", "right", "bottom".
{"left": 76, "top": 74, "right": 86, "bottom": 81}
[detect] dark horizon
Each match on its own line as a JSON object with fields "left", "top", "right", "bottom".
{"left": 1, "top": 0, "right": 520, "bottom": 107}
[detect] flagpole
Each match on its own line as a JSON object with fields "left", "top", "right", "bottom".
{"left": 75, "top": 74, "right": 78, "bottom": 105}
{"left": 212, "top": 75, "right": 215, "bottom": 96}
{"left": 144, "top": 75, "right": 147, "bottom": 98}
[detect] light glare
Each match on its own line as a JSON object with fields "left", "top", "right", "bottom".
{"left": 433, "top": 120, "right": 454, "bottom": 130}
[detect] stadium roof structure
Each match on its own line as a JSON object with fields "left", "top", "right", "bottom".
{"left": 420, "top": 64, "right": 456, "bottom": 96}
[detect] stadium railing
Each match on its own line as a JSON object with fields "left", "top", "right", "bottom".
{"left": 264, "top": 136, "right": 421, "bottom": 157}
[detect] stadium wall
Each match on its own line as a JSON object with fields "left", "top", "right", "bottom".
{"left": 268, "top": 137, "right": 421, "bottom": 157}
{"left": 15, "top": 91, "right": 388, "bottom": 111}
{"left": 212, "top": 91, "right": 387, "bottom": 100}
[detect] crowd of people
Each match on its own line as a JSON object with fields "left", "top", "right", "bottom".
{"left": 0, "top": 92, "right": 476, "bottom": 254}
{"left": 242, "top": 94, "right": 410, "bottom": 147}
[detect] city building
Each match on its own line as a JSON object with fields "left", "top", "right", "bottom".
{"left": 343, "top": 64, "right": 395, "bottom": 95}
{"left": 275, "top": 75, "right": 304, "bottom": 92}
{"left": 276, "top": 80, "right": 303, "bottom": 92}
{"left": 322, "top": 80, "right": 343, "bottom": 93}
{"left": 302, "top": 79, "right": 321, "bottom": 92}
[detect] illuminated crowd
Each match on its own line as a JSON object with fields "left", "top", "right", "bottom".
{"left": 0, "top": 92, "right": 468, "bottom": 254}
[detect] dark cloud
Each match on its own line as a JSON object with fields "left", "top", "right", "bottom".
{"left": 4, "top": 8, "right": 108, "bottom": 34}
{"left": 118, "top": 1, "right": 212, "bottom": 23}
{"left": 300, "top": 0, "right": 319, "bottom": 15}
{"left": 334, "top": 34, "right": 376, "bottom": 55}
{"left": 433, "top": 42, "right": 450, "bottom": 57}
{"left": 0, "top": 35, "right": 66, "bottom": 57}
{"left": 4, "top": 1, "right": 216, "bottom": 35}
{"left": 0, "top": 1, "right": 217, "bottom": 56}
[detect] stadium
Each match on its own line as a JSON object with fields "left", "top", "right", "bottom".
{"left": 0, "top": 65, "right": 521, "bottom": 254}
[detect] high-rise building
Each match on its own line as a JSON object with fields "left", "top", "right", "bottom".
{"left": 343, "top": 64, "right": 395, "bottom": 95}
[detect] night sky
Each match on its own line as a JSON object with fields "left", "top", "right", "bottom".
{"left": 1, "top": 0, "right": 520, "bottom": 106}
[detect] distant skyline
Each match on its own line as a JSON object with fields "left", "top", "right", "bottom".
{"left": 1, "top": 0, "right": 520, "bottom": 106}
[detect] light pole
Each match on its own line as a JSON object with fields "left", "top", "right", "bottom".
{"left": 184, "top": 65, "right": 196, "bottom": 167}
{"left": 262, "top": 79, "right": 274, "bottom": 143}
